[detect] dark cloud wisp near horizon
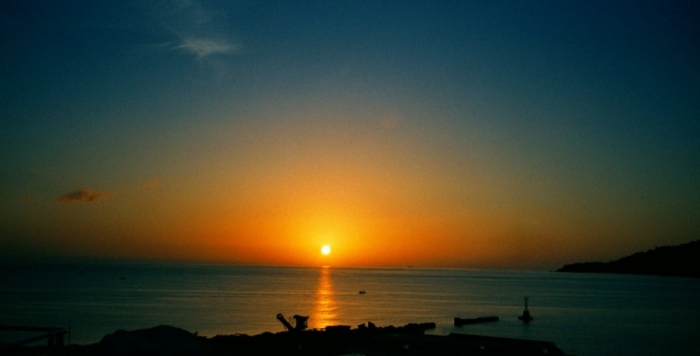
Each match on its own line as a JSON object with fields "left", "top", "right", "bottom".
{"left": 56, "top": 189, "right": 112, "bottom": 204}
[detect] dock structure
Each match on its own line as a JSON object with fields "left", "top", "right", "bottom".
{"left": 276, "top": 313, "right": 309, "bottom": 332}
{"left": 454, "top": 316, "right": 500, "bottom": 326}
{"left": 5, "top": 323, "right": 573, "bottom": 355}
{"left": 0, "top": 325, "right": 70, "bottom": 351}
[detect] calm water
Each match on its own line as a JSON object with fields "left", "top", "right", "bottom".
{"left": 1, "top": 263, "right": 699, "bottom": 356}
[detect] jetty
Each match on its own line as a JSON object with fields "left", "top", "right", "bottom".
{"left": 0, "top": 325, "right": 70, "bottom": 349}
{"left": 454, "top": 316, "right": 499, "bottom": 326}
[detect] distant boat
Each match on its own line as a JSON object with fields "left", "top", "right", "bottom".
{"left": 454, "top": 316, "right": 499, "bottom": 326}
{"left": 358, "top": 290, "right": 366, "bottom": 294}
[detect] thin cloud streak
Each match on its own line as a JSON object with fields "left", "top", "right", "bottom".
{"left": 56, "top": 189, "right": 112, "bottom": 204}
{"left": 154, "top": 0, "right": 241, "bottom": 61}
{"left": 174, "top": 37, "right": 238, "bottom": 59}
{"left": 139, "top": 178, "right": 160, "bottom": 190}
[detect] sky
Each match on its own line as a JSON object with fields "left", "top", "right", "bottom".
{"left": 1, "top": 0, "right": 699, "bottom": 269}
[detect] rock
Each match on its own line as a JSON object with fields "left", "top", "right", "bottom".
{"left": 99, "top": 325, "right": 201, "bottom": 355}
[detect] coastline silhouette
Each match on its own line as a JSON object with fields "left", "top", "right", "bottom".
{"left": 557, "top": 239, "right": 700, "bottom": 278}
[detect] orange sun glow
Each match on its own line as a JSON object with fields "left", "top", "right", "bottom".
{"left": 321, "top": 245, "right": 331, "bottom": 255}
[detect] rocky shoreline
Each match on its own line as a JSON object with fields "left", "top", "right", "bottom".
{"left": 4, "top": 322, "right": 572, "bottom": 356}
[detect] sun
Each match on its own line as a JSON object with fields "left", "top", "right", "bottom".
{"left": 321, "top": 245, "right": 331, "bottom": 255}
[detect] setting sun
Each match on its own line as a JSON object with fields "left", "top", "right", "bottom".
{"left": 321, "top": 245, "right": 331, "bottom": 255}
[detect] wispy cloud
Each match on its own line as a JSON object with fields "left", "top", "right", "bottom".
{"left": 56, "top": 189, "right": 112, "bottom": 204}
{"left": 139, "top": 178, "right": 160, "bottom": 190}
{"left": 155, "top": 0, "right": 241, "bottom": 61}
{"left": 174, "top": 38, "right": 239, "bottom": 59}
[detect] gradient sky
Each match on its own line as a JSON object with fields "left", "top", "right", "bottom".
{"left": 2, "top": 1, "right": 699, "bottom": 269}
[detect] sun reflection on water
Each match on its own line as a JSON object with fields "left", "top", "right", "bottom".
{"left": 310, "top": 266, "right": 338, "bottom": 329}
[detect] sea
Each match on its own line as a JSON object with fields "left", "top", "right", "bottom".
{"left": 1, "top": 263, "right": 699, "bottom": 356}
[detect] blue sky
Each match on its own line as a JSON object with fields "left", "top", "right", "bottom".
{"left": 1, "top": 0, "right": 699, "bottom": 268}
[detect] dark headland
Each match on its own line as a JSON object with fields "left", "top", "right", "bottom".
{"left": 4, "top": 322, "right": 572, "bottom": 356}
{"left": 557, "top": 239, "right": 700, "bottom": 278}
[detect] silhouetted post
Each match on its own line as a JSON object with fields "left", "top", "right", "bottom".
{"left": 518, "top": 296, "right": 533, "bottom": 322}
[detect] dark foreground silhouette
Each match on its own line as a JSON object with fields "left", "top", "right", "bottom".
{"left": 557, "top": 239, "right": 700, "bottom": 278}
{"left": 4, "top": 323, "right": 571, "bottom": 356}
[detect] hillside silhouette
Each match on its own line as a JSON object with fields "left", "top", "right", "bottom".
{"left": 557, "top": 239, "right": 700, "bottom": 278}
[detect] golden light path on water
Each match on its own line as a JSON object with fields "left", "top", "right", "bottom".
{"left": 310, "top": 267, "right": 338, "bottom": 329}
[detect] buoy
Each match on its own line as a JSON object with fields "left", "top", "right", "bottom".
{"left": 518, "top": 296, "right": 533, "bottom": 322}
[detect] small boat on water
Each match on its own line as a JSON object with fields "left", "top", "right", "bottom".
{"left": 454, "top": 316, "right": 499, "bottom": 326}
